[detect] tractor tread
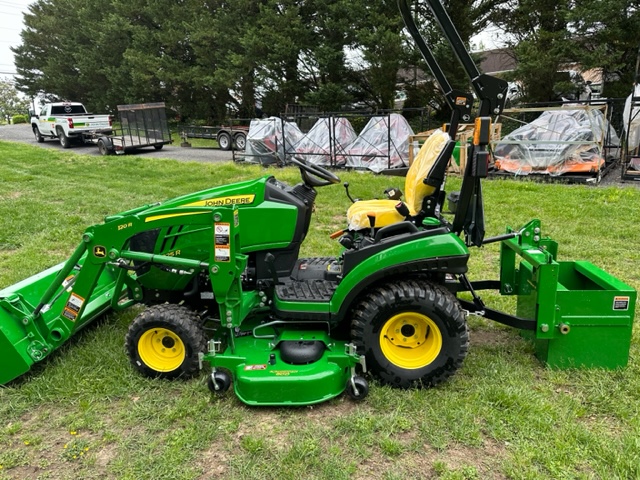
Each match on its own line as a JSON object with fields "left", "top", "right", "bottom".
{"left": 351, "top": 279, "right": 468, "bottom": 389}
{"left": 276, "top": 279, "right": 337, "bottom": 302}
{"left": 125, "top": 304, "right": 207, "bottom": 380}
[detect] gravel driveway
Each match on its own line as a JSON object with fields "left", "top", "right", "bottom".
{"left": 0, "top": 124, "right": 235, "bottom": 164}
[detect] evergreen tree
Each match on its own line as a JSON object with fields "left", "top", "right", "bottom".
{"left": 570, "top": 0, "right": 640, "bottom": 98}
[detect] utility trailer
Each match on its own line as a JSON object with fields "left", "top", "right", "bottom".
{"left": 96, "top": 103, "right": 172, "bottom": 156}
{"left": 179, "top": 124, "right": 248, "bottom": 151}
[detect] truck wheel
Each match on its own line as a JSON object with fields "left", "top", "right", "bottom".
{"left": 125, "top": 304, "right": 207, "bottom": 380}
{"left": 33, "top": 125, "right": 44, "bottom": 143}
{"left": 56, "top": 127, "right": 71, "bottom": 148}
{"left": 351, "top": 280, "right": 468, "bottom": 389}
{"left": 234, "top": 132, "right": 246, "bottom": 150}
{"left": 217, "top": 132, "right": 231, "bottom": 150}
{"left": 153, "top": 144, "right": 164, "bottom": 150}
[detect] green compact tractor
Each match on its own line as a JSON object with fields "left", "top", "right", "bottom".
{"left": 0, "top": 0, "right": 636, "bottom": 406}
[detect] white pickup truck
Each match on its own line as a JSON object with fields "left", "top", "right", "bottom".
{"left": 31, "top": 102, "right": 113, "bottom": 148}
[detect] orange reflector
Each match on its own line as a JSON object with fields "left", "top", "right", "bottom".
{"left": 473, "top": 117, "right": 491, "bottom": 145}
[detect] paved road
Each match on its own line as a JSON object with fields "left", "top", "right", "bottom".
{"left": 0, "top": 124, "right": 236, "bottom": 163}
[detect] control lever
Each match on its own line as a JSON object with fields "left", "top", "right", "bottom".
{"left": 343, "top": 182, "right": 358, "bottom": 203}
{"left": 367, "top": 213, "right": 376, "bottom": 237}
{"left": 395, "top": 201, "right": 410, "bottom": 218}
{"left": 264, "top": 253, "right": 282, "bottom": 285}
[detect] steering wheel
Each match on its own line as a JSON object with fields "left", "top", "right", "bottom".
{"left": 288, "top": 156, "right": 341, "bottom": 188}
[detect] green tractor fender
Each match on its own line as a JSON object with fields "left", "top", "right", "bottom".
{"left": 330, "top": 231, "right": 470, "bottom": 320}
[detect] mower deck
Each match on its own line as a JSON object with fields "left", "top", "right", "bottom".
{"left": 206, "top": 331, "right": 363, "bottom": 406}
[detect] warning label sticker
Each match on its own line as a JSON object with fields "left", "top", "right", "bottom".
{"left": 214, "top": 222, "right": 230, "bottom": 247}
{"left": 215, "top": 246, "right": 231, "bottom": 262}
{"left": 244, "top": 364, "right": 267, "bottom": 371}
{"left": 215, "top": 223, "right": 230, "bottom": 235}
{"left": 62, "top": 293, "right": 85, "bottom": 322}
{"left": 613, "top": 296, "right": 630, "bottom": 311}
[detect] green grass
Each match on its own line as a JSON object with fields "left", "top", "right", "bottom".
{"left": 171, "top": 130, "right": 221, "bottom": 148}
{"left": 1, "top": 140, "right": 639, "bottom": 479}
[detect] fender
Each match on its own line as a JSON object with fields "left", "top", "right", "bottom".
{"left": 330, "top": 231, "right": 469, "bottom": 320}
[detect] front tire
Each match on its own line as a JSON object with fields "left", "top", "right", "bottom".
{"left": 351, "top": 280, "right": 468, "bottom": 388}
{"left": 125, "top": 304, "right": 207, "bottom": 379}
{"left": 33, "top": 125, "right": 44, "bottom": 143}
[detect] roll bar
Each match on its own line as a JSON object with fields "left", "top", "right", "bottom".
{"left": 398, "top": 0, "right": 509, "bottom": 246}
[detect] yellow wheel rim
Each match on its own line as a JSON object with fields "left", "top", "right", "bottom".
{"left": 379, "top": 312, "right": 442, "bottom": 369}
{"left": 138, "top": 327, "right": 186, "bottom": 372}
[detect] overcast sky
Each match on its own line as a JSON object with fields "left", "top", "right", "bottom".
{"left": 0, "top": 0, "right": 33, "bottom": 79}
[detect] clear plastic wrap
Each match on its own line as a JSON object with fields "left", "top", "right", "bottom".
{"left": 493, "top": 108, "right": 616, "bottom": 176}
{"left": 245, "top": 117, "right": 304, "bottom": 164}
{"left": 344, "top": 114, "right": 414, "bottom": 172}
{"left": 623, "top": 85, "right": 640, "bottom": 156}
{"left": 293, "top": 117, "right": 357, "bottom": 166}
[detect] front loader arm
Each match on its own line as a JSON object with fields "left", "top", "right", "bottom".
{"left": 0, "top": 206, "right": 220, "bottom": 385}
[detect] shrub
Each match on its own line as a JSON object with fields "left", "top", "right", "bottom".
{"left": 12, "top": 114, "right": 28, "bottom": 124}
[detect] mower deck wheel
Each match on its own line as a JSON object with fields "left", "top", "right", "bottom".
{"left": 207, "top": 371, "right": 232, "bottom": 394}
{"left": 345, "top": 376, "right": 369, "bottom": 401}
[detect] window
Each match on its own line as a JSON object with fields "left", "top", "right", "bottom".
{"left": 51, "top": 105, "right": 87, "bottom": 115}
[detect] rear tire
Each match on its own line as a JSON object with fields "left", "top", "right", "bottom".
{"left": 125, "top": 304, "right": 207, "bottom": 379}
{"left": 351, "top": 280, "right": 468, "bottom": 388}
{"left": 97, "top": 137, "right": 112, "bottom": 156}
{"left": 57, "top": 127, "right": 71, "bottom": 148}
{"left": 217, "top": 131, "right": 231, "bottom": 150}
{"left": 33, "top": 125, "right": 44, "bottom": 143}
{"left": 234, "top": 132, "right": 246, "bottom": 150}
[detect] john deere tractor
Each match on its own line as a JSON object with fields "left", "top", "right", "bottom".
{"left": 0, "top": 0, "right": 635, "bottom": 406}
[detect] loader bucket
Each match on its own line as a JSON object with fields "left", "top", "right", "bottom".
{"left": 0, "top": 250, "right": 118, "bottom": 385}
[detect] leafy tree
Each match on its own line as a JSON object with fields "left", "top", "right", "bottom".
{"left": 0, "top": 78, "right": 30, "bottom": 122}
{"left": 491, "top": 0, "right": 576, "bottom": 103}
{"left": 11, "top": 0, "right": 507, "bottom": 121}
{"left": 569, "top": 0, "right": 640, "bottom": 98}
